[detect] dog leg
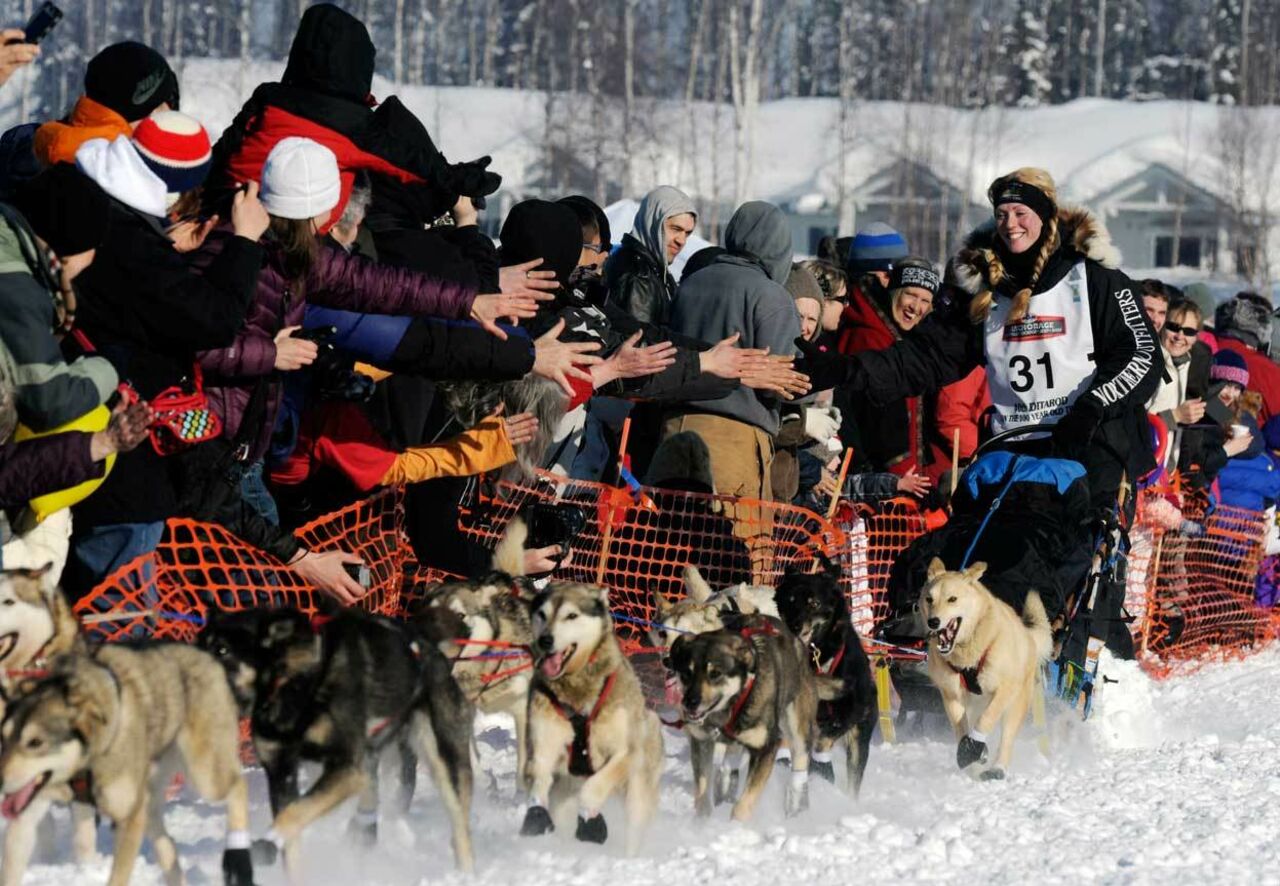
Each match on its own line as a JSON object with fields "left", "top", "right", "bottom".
{"left": 731, "top": 741, "right": 779, "bottom": 823}
{"left": 412, "top": 711, "right": 475, "bottom": 872}
{"left": 256, "top": 739, "right": 300, "bottom": 819}
{"left": 938, "top": 684, "right": 970, "bottom": 740}
{"left": 395, "top": 736, "right": 417, "bottom": 814}
{"left": 715, "top": 743, "right": 742, "bottom": 806}
{"left": 106, "top": 797, "right": 149, "bottom": 886}
{"left": 576, "top": 751, "right": 631, "bottom": 844}
{"left": 989, "top": 679, "right": 1035, "bottom": 778}
{"left": 521, "top": 708, "right": 563, "bottom": 839}
{"left": 71, "top": 800, "right": 98, "bottom": 864}
{"left": 811, "top": 736, "right": 836, "bottom": 785}
{"left": 690, "top": 736, "right": 715, "bottom": 818}
{"left": 623, "top": 761, "right": 659, "bottom": 856}
{"left": 512, "top": 701, "right": 530, "bottom": 797}
{"left": 259, "top": 760, "right": 366, "bottom": 879}
{"left": 964, "top": 684, "right": 1018, "bottom": 776}
{"left": 843, "top": 724, "right": 873, "bottom": 800}
{"left": 0, "top": 793, "right": 54, "bottom": 886}
{"left": 347, "top": 752, "right": 381, "bottom": 848}
{"left": 783, "top": 705, "right": 812, "bottom": 817}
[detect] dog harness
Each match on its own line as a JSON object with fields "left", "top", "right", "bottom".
{"left": 537, "top": 671, "right": 618, "bottom": 777}
{"left": 814, "top": 643, "right": 846, "bottom": 676}
{"left": 946, "top": 644, "right": 994, "bottom": 695}
{"left": 719, "top": 676, "right": 757, "bottom": 740}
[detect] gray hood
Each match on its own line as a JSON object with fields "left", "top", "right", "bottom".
{"left": 724, "top": 201, "right": 792, "bottom": 284}
{"left": 632, "top": 185, "right": 697, "bottom": 274}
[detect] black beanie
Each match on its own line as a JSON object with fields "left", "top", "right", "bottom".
{"left": 85, "top": 42, "right": 179, "bottom": 121}
{"left": 498, "top": 200, "right": 582, "bottom": 289}
{"left": 11, "top": 165, "right": 111, "bottom": 257}
{"left": 557, "top": 195, "right": 612, "bottom": 251}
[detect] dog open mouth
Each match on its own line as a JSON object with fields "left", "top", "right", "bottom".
{"left": 682, "top": 700, "right": 717, "bottom": 724}
{"left": 933, "top": 617, "right": 962, "bottom": 654}
{"left": 0, "top": 631, "right": 18, "bottom": 664}
{"left": 1, "top": 771, "right": 51, "bottom": 820}
{"left": 539, "top": 643, "right": 576, "bottom": 679}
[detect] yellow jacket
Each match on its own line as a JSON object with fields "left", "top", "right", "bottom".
{"left": 380, "top": 416, "right": 517, "bottom": 485}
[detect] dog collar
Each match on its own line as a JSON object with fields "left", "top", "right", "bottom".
{"left": 812, "top": 643, "right": 845, "bottom": 676}
{"left": 720, "top": 675, "right": 756, "bottom": 740}
{"left": 537, "top": 670, "right": 618, "bottom": 777}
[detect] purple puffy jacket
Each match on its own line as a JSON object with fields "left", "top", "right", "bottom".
{"left": 194, "top": 230, "right": 476, "bottom": 463}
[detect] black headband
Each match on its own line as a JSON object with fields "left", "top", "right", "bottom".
{"left": 991, "top": 180, "right": 1055, "bottom": 221}
{"left": 890, "top": 261, "right": 940, "bottom": 295}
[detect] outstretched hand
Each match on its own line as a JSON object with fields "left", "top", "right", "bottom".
{"left": 740, "top": 354, "right": 811, "bottom": 400}
{"left": 699, "top": 333, "right": 776, "bottom": 379}
{"left": 532, "top": 318, "right": 602, "bottom": 395}
{"left": 90, "top": 400, "right": 155, "bottom": 461}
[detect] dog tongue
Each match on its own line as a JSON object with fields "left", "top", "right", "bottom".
{"left": 664, "top": 675, "right": 684, "bottom": 708}
{"left": 1, "top": 778, "right": 40, "bottom": 820}
{"left": 540, "top": 650, "right": 566, "bottom": 677}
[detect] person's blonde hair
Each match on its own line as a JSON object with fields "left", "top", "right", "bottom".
{"left": 970, "top": 167, "right": 1060, "bottom": 326}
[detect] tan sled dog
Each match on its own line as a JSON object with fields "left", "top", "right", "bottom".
{"left": 521, "top": 583, "right": 662, "bottom": 854}
{"left": 0, "top": 644, "right": 255, "bottom": 886}
{"left": 920, "top": 559, "right": 1052, "bottom": 780}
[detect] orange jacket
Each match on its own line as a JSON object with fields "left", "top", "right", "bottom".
{"left": 33, "top": 97, "right": 133, "bottom": 167}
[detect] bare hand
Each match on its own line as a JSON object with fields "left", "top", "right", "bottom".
{"left": 0, "top": 31, "right": 38, "bottom": 88}
{"left": 1173, "top": 398, "right": 1206, "bottom": 425}
{"left": 471, "top": 292, "right": 545, "bottom": 340}
{"left": 167, "top": 214, "right": 219, "bottom": 254}
{"left": 502, "top": 411, "right": 540, "bottom": 446}
{"left": 595, "top": 332, "right": 677, "bottom": 386}
{"left": 1224, "top": 431, "right": 1254, "bottom": 458}
{"left": 231, "top": 181, "right": 270, "bottom": 242}
{"left": 815, "top": 468, "right": 839, "bottom": 499}
{"left": 291, "top": 549, "right": 367, "bottom": 606}
{"left": 89, "top": 400, "right": 154, "bottom": 461}
{"left": 698, "top": 333, "right": 776, "bottom": 379}
{"left": 532, "top": 318, "right": 602, "bottom": 396}
{"left": 524, "top": 544, "right": 569, "bottom": 575}
{"left": 896, "top": 467, "right": 932, "bottom": 497}
{"left": 273, "top": 326, "right": 319, "bottom": 371}
{"left": 740, "top": 354, "right": 811, "bottom": 400}
{"left": 451, "top": 195, "right": 478, "bottom": 228}
{"left": 499, "top": 259, "right": 559, "bottom": 297}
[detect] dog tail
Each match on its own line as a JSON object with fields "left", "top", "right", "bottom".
{"left": 1022, "top": 591, "right": 1053, "bottom": 661}
{"left": 492, "top": 516, "right": 529, "bottom": 577}
{"left": 683, "top": 566, "right": 715, "bottom": 603}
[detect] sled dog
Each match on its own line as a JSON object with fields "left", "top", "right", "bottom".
{"left": 0, "top": 643, "right": 255, "bottom": 886}
{"left": 521, "top": 582, "right": 662, "bottom": 854}
{"left": 920, "top": 559, "right": 1053, "bottom": 779}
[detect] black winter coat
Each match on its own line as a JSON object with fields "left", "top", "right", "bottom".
{"left": 603, "top": 235, "right": 677, "bottom": 326}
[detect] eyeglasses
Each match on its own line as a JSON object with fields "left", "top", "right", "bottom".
{"left": 1164, "top": 322, "right": 1199, "bottom": 338}
{"left": 582, "top": 243, "right": 606, "bottom": 254}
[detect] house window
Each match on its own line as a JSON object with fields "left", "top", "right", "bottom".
{"left": 1154, "top": 235, "right": 1206, "bottom": 268}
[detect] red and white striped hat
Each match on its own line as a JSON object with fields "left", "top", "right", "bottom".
{"left": 131, "top": 111, "right": 212, "bottom": 197}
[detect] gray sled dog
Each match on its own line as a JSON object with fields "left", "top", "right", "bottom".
{"left": 521, "top": 582, "right": 662, "bottom": 854}
{"left": 920, "top": 559, "right": 1053, "bottom": 779}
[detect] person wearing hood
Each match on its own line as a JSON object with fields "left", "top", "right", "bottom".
{"left": 664, "top": 200, "right": 803, "bottom": 518}
{"left": 206, "top": 4, "right": 501, "bottom": 239}
{"left": 1216, "top": 292, "right": 1280, "bottom": 423}
{"left": 604, "top": 185, "right": 697, "bottom": 326}
{"left": 0, "top": 165, "right": 118, "bottom": 431}
{"left": 799, "top": 167, "right": 1160, "bottom": 519}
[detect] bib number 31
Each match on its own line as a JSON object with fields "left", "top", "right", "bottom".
{"left": 1008, "top": 353, "right": 1055, "bottom": 393}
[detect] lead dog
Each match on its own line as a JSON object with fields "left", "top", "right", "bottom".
{"left": 0, "top": 644, "right": 255, "bottom": 886}
{"left": 920, "top": 559, "right": 1052, "bottom": 779}
{"left": 521, "top": 582, "right": 662, "bottom": 853}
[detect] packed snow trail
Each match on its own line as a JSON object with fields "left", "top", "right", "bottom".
{"left": 14, "top": 649, "right": 1280, "bottom": 885}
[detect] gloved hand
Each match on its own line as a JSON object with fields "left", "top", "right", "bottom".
{"left": 1051, "top": 397, "right": 1103, "bottom": 457}
{"left": 802, "top": 406, "right": 842, "bottom": 442}
{"left": 793, "top": 338, "right": 856, "bottom": 393}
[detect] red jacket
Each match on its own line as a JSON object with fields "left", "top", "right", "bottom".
{"left": 931, "top": 366, "right": 991, "bottom": 474}
{"left": 1218, "top": 336, "right": 1280, "bottom": 424}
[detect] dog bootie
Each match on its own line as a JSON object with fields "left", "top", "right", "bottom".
{"left": 785, "top": 771, "right": 810, "bottom": 817}
{"left": 575, "top": 813, "right": 608, "bottom": 844}
{"left": 222, "top": 848, "right": 255, "bottom": 886}
{"left": 249, "top": 840, "right": 279, "bottom": 867}
{"left": 980, "top": 768, "right": 1006, "bottom": 781}
{"left": 714, "top": 767, "right": 740, "bottom": 806}
{"left": 346, "top": 816, "right": 378, "bottom": 848}
{"left": 811, "top": 759, "right": 836, "bottom": 784}
{"left": 521, "top": 805, "right": 554, "bottom": 837}
{"left": 957, "top": 735, "right": 988, "bottom": 769}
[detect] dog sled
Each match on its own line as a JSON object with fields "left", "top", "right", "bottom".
{"left": 876, "top": 424, "right": 1136, "bottom": 724}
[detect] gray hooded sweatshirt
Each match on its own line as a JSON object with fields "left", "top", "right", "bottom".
{"left": 633, "top": 185, "right": 698, "bottom": 276}
{"left": 669, "top": 201, "right": 800, "bottom": 435}
{"left": 604, "top": 186, "right": 699, "bottom": 325}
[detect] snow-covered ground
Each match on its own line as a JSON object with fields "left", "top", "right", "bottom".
{"left": 13, "top": 647, "right": 1280, "bottom": 885}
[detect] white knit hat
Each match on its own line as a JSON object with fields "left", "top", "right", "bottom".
{"left": 259, "top": 137, "right": 341, "bottom": 220}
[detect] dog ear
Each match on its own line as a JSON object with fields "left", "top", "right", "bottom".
{"left": 683, "top": 566, "right": 714, "bottom": 603}
{"left": 654, "top": 588, "right": 674, "bottom": 617}
{"left": 818, "top": 552, "right": 840, "bottom": 579}
{"left": 591, "top": 585, "right": 610, "bottom": 614}
{"left": 668, "top": 635, "right": 691, "bottom": 670}
{"left": 61, "top": 659, "right": 113, "bottom": 746}
{"left": 927, "top": 558, "right": 947, "bottom": 580}
{"left": 963, "top": 562, "right": 988, "bottom": 581}
{"left": 731, "top": 636, "right": 757, "bottom": 673}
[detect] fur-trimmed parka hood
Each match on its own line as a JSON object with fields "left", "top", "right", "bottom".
{"left": 951, "top": 204, "right": 1122, "bottom": 296}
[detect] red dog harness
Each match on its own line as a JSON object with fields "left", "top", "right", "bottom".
{"left": 538, "top": 671, "right": 618, "bottom": 777}
{"left": 946, "top": 644, "right": 993, "bottom": 695}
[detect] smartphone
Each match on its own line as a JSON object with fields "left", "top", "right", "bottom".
{"left": 22, "top": 2, "right": 62, "bottom": 44}
{"left": 292, "top": 325, "right": 338, "bottom": 343}
{"left": 343, "top": 562, "right": 371, "bottom": 589}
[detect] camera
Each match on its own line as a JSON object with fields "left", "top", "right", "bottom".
{"left": 524, "top": 503, "right": 587, "bottom": 555}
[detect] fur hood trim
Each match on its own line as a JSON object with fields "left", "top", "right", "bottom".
{"left": 951, "top": 204, "right": 1121, "bottom": 295}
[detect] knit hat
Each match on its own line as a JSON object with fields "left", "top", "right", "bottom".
{"left": 1215, "top": 292, "right": 1273, "bottom": 351}
{"left": 499, "top": 200, "right": 581, "bottom": 290}
{"left": 84, "top": 42, "right": 179, "bottom": 121}
{"left": 847, "top": 223, "right": 908, "bottom": 276}
{"left": 131, "top": 111, "right": 211, "bottom": 199}
{"left": 1182, "top": 283, "right": 1217, "bottom": 328}
{"left": 10, "top": 164, "right": 111, "bottom": 257}
{"left": 889, "top": 256, "right": 940, "bottom": 294}
{"left": 259, "top": 137, "right": 342, "bottom": 221}
{"left": 1211, "top": 349, "right": 1249, "bottom": 389}
{"left": 785, "top": 264, "right": 824, "bottom": 305}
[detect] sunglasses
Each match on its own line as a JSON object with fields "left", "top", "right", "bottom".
{"left": 582, "top": 242, "right": 606, "bottom": 254}
{"left": 1164, "top": 322, "right": 1199, "bottom": 337}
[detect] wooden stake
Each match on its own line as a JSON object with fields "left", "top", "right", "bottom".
{"left": 826, "top": 447, "right": 855, "bottom": 521}
{"left": 1139, "top": 532, "right": 1165, "bottom": 658}
{"left": 597, "top": 416, "right": 634, "bottom": 586}
{"left": 950, "top": 428, "right": 962, "bottom": 497}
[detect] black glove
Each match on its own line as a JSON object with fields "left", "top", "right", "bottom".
{"left": 793, "top": 337, "right": 856, "bottom": 393}
{"left": 444, "top": 155, "right": 501, "bottom": 200}
{"left": 1051, "top": 397, "right": 1103, "bottom": 457}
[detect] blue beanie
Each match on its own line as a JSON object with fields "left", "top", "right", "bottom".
{"left": 847, "top": 223, "right": 908, "bottom": 276}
